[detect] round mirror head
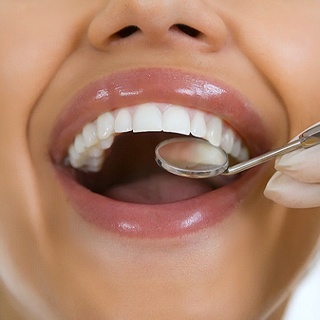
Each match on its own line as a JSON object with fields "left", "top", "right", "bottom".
{"left": 155, "top": 137, "right": 229, "bottom": 178}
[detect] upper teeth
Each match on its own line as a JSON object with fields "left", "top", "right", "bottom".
{"left": 66, "top": 103, "right": 249, "bottom": 172}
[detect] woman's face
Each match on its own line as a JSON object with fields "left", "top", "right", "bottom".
{"left": 1, "top": 0, "right": 320, "bottom": 319}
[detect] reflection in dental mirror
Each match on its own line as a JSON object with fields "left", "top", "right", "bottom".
{"left": 155, "top": 138, "right": 229, "bottom": 178}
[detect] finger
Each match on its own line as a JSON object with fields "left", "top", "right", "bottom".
{"left": 275, "top": 144, "right": 320, "bottom": 183}
{"left": 264, "top": 171, "right": 320, "bottom": 208}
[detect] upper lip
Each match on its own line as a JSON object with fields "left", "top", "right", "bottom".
{"left": 50, "top": 67, "right": 271, "bottom": 163}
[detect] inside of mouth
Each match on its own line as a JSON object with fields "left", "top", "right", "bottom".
{"left": 72, "top": 132, "right": 238, "bottom": 204}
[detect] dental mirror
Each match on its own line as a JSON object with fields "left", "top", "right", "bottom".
{"left": 155, "top": 123, "right": 320, "bottom": 179}
{"left": 155, "top": 138, "right": 229, "bottom": 178}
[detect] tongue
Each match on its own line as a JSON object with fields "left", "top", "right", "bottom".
{"left": 104, "top": 173, "right": 212, "bottom": 204}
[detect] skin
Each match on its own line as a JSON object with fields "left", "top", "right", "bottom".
{"left": 0, "top": 0, "right": 320, "bottom": 319}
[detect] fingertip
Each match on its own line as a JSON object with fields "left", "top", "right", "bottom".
{"left": 264, "top": 172, "right": 320, "bottom": 208}
{"left": 274, "top": 145, "right": 320, "bottom": 183}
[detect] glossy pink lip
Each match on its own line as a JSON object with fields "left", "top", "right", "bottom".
{"left": 51, "top": 68, "right": 271, "bottom": 238}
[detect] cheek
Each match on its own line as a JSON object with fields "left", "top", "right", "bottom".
{"left": 0, "top": 2, "right": 100, "bottom": 217}
{"left": 0, "top": 0, "right": 100, "bottom": 295}
{"left": 232, "top": 3, "right": 320, "bottom": 134}
{"left": 268, "top": 30, "right": 320, "bottom": 132}
{"left": 0, "top": 4, "right": 82, "bottom": 228}
{"left": 0, "top": 2, "right": 99, "bottom": 130}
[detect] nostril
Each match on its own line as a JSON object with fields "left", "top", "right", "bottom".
{"left": 114, "top": 25, "right": 140, "bottom": 39}
{"left": 173, "top": 24, "right": 201, "bottom": 38}
{"left": 109, "top": 24, "right": 202, "bottom": 44}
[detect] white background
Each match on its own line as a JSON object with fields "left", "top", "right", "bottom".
{"left": 284, "top": 255, "right": 320, "bottom": 320}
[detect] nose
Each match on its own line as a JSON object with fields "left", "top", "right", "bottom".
{"left": 87, "top": 0, "right": 228, "bottom": 52}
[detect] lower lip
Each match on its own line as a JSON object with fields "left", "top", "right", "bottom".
{"left": 55, "top": 165, "right": 261, "bottom": 238}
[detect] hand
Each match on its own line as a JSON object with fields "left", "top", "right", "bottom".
{"left": 264, "top": 124, "right": 320, "bottom": 208}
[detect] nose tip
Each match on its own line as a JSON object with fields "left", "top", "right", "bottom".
{"left": 87, "top": 0, "right": 228, "bottom": 52}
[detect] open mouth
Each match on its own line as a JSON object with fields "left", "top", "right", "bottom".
{"left": 51, "top": 68, "right": 269, "bottom": 237}
{"left": 66, "top": 103, "right": 249, "bottom": 204}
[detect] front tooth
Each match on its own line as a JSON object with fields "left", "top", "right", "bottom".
{"left": 97, "top": 112, "right": 114, "bottom": 140}
{"left": 133, "top": 103, "right": 162, "bottom": 132}
{"left": 206, "top": 116, "right": 222, "bottom": 146}
{"left": 82, "top": 123, "right": 98, "bottom": 148}
{"left": 191, "top": 111, "right": 206, "bottom": 138}
{"left": 221, "top": 127, "right": 235, "bottom": 154}
{"left": 114, "top": 108, "right": 132, "bottom": 133}
{"left": 162, "top": 105, "right": 190, "bottom": 135}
